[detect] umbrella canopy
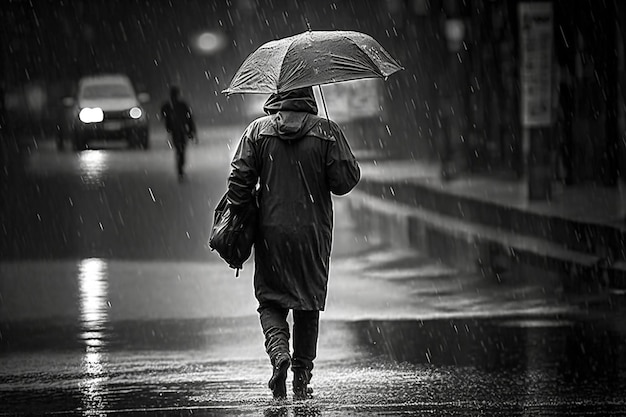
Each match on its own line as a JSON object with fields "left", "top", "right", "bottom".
{"left": 223, "top": 30, "right": 403, "bottom": 95}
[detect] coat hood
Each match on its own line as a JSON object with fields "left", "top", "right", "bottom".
{"left": 262, "top": 87, "right": 319, "bottom": 141}
{"left": 264, "top": 87, "right": 318, "bottom": 115}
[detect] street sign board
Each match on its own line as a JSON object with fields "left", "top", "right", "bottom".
{"left": 519, "top": 2, "right": 553, "bottom": 127}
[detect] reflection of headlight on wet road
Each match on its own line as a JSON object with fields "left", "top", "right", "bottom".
{"left": 77, "top": 258, "right": 109, "bottom": 413}
{"left": 79, "top": 107, "right": 104, "bottom": 123}
{"left": 79, "top": 150, "right": 107, "bottom": 185}
{"left": 78, "top": 258, "right": 109, "bottom": 338}
{"left": 80, "top": 349, "right": 107, "bottom": 414}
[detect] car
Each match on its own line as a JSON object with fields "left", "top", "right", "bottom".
{"left": 60, "top": 74, "right": 150, "bottom": 151}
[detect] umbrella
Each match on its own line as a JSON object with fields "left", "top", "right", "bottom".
{"left": 223, "top": 30, "right": 403, "bottom": 95}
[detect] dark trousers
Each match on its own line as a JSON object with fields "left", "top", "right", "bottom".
{"left": 258, "top": 303, "right": 319, "bottom": 372}
{"left": 172, "top": 135, "right": 186, "bottom": 176}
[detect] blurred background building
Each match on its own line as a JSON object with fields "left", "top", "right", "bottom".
{"left": 1, "top": 0, "right": 625, "bottom": 188}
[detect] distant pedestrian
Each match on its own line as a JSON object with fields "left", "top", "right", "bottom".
{"left": 160, "top": 86, "right": 196, "bottom": 180}
{"left": 226, "top": 87, "right": 360, "bottom": 400}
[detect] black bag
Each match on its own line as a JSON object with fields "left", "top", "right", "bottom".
{"left": 208, "top": 190, "right": 258, "bottom": 274}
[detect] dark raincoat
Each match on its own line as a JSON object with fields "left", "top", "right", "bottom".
{"left": 227, "top": 87, "right": 360, "bottom": 311}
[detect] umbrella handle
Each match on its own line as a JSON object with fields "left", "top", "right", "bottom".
{"left": 317, "top": 85, "right": 332, "bottom": 137}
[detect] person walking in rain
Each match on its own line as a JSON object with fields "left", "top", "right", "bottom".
{"left": 160, "top": 86, "right": 196, "bottom": 181}
{"left": 226, "top": 87, "right": 360, "bottom": 400}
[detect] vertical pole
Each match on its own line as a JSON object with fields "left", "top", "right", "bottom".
{"left": 441, "top": 11, "right": 467, "bottom": 180}
{"left": 519, "top": 2, "right": 554, "bottom": 201}
{"left": 603, "top": 1, "right": 618, "bottom": 186}
{"left": 527, "top": 127, "right": 553, "bottom": 200}
{"left": 0, "top": 5, "right": 7, "bottom": 174}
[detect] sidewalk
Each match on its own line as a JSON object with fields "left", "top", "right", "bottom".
{"left": 350, "top": 157, "right": 626, "bottom": 293}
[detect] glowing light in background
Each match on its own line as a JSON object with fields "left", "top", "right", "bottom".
{"left": 193, "top": 31, "right": 227, "bottom": 54}
{"left": 78, "top": 258, "right": 110, "bottom": 414}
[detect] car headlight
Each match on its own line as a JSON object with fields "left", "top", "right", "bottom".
{"left": 79, "top": 107, "right": 104, "bottom": 123}
{"left": 129, "top": 107, "right": 143, "bottom": 119}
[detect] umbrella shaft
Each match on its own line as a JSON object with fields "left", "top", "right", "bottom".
{"left": 317, "top": 85, "right": 332, "bottom": 135}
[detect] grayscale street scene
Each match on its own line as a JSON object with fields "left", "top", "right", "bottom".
{"left": 2, "top": 1, "right": 626, "bottom": 416}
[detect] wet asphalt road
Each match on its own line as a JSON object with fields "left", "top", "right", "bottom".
{"left": 1, "top": 126, "right": 626, "bottom": 416}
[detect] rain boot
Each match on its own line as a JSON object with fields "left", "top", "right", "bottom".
{"left": 268, "top": 352, "right": 290, "bottom": 399}
{"left": 258, "top": 304, "right": 291, "bottom": 399}
{"left": 292, "top": 368, "right": 312, "bottom": 400}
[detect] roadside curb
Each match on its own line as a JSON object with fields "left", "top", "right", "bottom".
{"left": 350, "top": 180, "right": 626, "bottom": 292}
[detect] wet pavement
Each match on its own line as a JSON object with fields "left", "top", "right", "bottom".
{"left": 1, "top": 127, "right": 626, "bottom": 416}
{"left": 3, "top": 314, "right": 626, "bottom": 416}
